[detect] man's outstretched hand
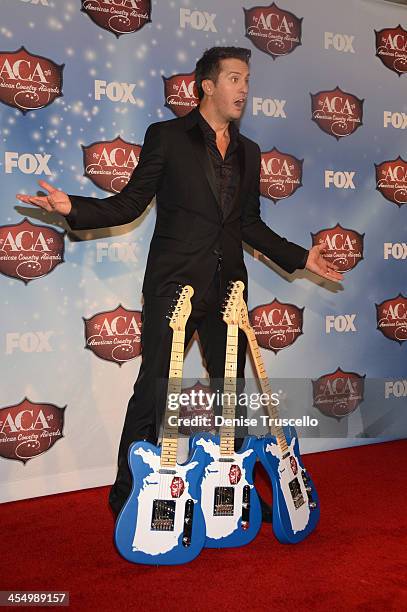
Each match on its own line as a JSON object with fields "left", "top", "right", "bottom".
{"left": 16, "top": 179, "right": 72, "bottom": 216}
{"left": 305, "top": 243, "right": 343, "bottom": 283}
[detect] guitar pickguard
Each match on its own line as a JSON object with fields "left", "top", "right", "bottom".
{"left": 265, "top": 438, "right": 310, "bottom": 534}
{"left": 131, "top": 447, "right": 198, "bottom": 555}
{"left": 196, "top": 438, "right": 254, "bottom": 540}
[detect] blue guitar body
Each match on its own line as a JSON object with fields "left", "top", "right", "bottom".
{"left": 114, "top": 441, "right": 207, "bottom": 565}
{"left": 189, "top": 433, "right": 262, "bottom": 548}
{"left": 256, "top": 426, "right": 320, "bottom": 544}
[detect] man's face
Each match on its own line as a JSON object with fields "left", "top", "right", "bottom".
{"left": 204, "top": 58, "right": 249, "bottom": 121}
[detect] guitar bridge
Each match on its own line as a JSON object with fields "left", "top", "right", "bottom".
{"left": 151, "top": 499, "right": 176, "bottom": 531}
{"left": 213, "top": 487, "right": 235, "bottom": 516}
{"left": 288, "top": 478, "right": 305, "bottom": 510}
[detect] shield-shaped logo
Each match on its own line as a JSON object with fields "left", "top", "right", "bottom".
{"left": 229, "top": 464, "right": 242, "bottom": 485}
{"left": 83, "top": 304, "right": 142, "bottom": 365}
{"left": 375, "top": 157, "right": 407, "bottom": 208}
{"left": 376, "top": 294, "right": 407, "bottom": 344}
{"left": 0, "top": 399, "right": 65, "bottom": 464}
{"left": 244, "top": 3, "right": 302, "bottom": 59}
{"left": 311, "top": 224, "right": 364, "bottom": 273}
{"left": 82, "top": 136, "right": 142, "bottom": 193}
{"left": 0, "top": 219, "right": 65, "bottom": 284}
{"left": 310, "top": 86, "right": 364, "bottom": 139}
{"left": 260, "top": 148, "right": 303, "bottom": 202}
{"left": 312, "top": 368, "right": 365, "bottom": 420}
{"left": 162, "top": 72, "right": 199, "bottom": 117}
{"left": 81, "top": 0, "right": 152, "bottom": 38}
{"left": 178, "top": 382, "right": 215, "bottom": 436}
{"left": 375, "top": 25, "right": 407, "bottom": 76}
{"left": 0, "top": 46, "right": 63, "bottom": 114}
{"left": 170, "top": 477, "right": 185, "bottom": 498}
{"left": 249, "top": 299, "right": 304, "bottom": 353}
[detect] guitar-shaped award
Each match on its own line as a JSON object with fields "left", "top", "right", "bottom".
{"left": 190, "top": 281, "right": 261, "bottom": 548}
{"left": 238, "top": 297, "right": 320, "bottom": 544}
{"left": 115, "top": 285, "right": 208, "bottom": 565}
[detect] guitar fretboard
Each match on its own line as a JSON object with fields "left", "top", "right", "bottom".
{"left": 244, "top": 326, "right": 288, "bottom": 454}
{"left": 161, "top": 329, "right": 185, "bottom": 468}
{"left": 220, "top": 324, "right": 238, "bottom": 457}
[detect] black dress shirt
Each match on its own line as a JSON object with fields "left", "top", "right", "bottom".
{"left": 197, "top": 109, "right": 308, "bottom": 269}
{"left": 197, "top": 109, "right": 240, "bottom": 220}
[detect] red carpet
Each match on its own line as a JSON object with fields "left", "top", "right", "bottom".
{"left": 1, "top": 440, "right": 406, "bottom": 611}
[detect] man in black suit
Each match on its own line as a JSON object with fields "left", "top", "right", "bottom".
{"left": 17, "top": 47, "right": 342, "bottom": 517}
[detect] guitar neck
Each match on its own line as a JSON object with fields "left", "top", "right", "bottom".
{"left": 220, "top": 323, "right": 238, "bottom": 457}
{"left": 244, "top": 326, "right": 288, "bottom": 453}
{"left": 160, "top": 329, "right": 185, "bottom": 468}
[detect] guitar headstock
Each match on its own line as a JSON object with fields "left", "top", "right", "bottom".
{"left": 167, "top": 285, "right": 194, "bottom": 331}
{"left": 237, "top": 295, "right": 251, "bottom": 334}
{"left": 222, "top": 280, "right": 245, "bottom": 326}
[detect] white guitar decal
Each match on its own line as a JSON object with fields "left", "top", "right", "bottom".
{"left": 131, "top": 447, "right": 199, "bottom": 555}
{"left": 265, "top": 438, "right": 310, "bottom": 534}
{"left": 196, "top": 438, "right": 254, "bottom": 540}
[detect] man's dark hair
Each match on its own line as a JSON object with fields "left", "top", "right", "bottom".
{"left": 195, "top": 46, "right": 251, "bottom": 100}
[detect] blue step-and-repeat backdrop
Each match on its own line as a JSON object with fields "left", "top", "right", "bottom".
{"left": 1, "top": 0, "right": 406, "bottom": 502}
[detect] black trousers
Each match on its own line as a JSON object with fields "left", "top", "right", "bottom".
{"left": 109, "top": 268, "right": 248, "bottom": 514}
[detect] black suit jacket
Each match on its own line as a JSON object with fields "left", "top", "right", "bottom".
{"left": 66, "top": 107, "right": 308, "bottom": 301}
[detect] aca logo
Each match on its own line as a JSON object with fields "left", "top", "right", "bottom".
{"left": 312, "top": 368, "right": 365, "bottom": 419}
{"left": 260, "top": 148, "right": 303, "bottom": 202}
{"left": 310, "top": 87, "right": 364, "bottom": 139}
{"left": 178, "top": 382, "right": 215, "bottom": 436}
{"left": 83, "top": 305, "right": 142, "bottom": 364}
{"left": 82, "top": 136, "right": 141, "bottom": 193}
{"left": 162, "top": 71, "right": 198, "bottom": 118}
{"left": 244, "top": 3, "right": 302, "bottom": 59}
{"left": 249, "top": 299, "right": 304, "bottom": 353}
{"left": 0, "top": 46, "right": 63, "bottom": 114}
{"left": 376, "top": 294, "right": 407, "bottom": 344}
{"left": 311, "top": 224, "right": 364, "bottom": 273}
{"left": 80, "top": 0, "right": 151, "bottom": 37}
{"left": 0, "top": 398, "right": 65, "bottom": 464}
{"left": 0, "top": 219, "right": 65, "bottom": 284}
{"left": 375, "top": 25, "right": 407, "bottom": 76}
{"left": 375, "top": 157, "right": 407, "bottom": 207}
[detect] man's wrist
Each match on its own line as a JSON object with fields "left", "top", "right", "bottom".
{"left": 299, "top": 249, "right": 309, "bottom": 269}
{"left": 65, "top": 195, "right": 78, "bottom": 225}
